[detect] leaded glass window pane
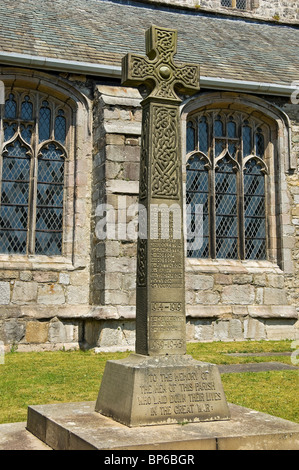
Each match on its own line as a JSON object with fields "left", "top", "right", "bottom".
{"left": 35, "top": 144, "right": 64, "bottom": 255}
{"left": 227, "top": 119, "right": 236, "bottom": 138}
{"left": 0, "top": 140, "right": 30, "bottom": 253}
{"left": 0, "top": 88, "right": 70, "bottom": 256}
{"left": 256, "top": 129, "right": 264, "bottom": 157}
{"left": 4, "top": 122, "right": 17, "bottom": 142}
{"left": 21, "top": 96, "right": 33, "bottom": 121}
{"left": 186, "top": 110, "right": 268, "bottom": 261}
{"left": 244, "top": 159, "right": 266, "bottom": 259}
{"left": 198, "top": 117, "right": 208, "bottom": 154}
{"left": 5, "top": 94, "right": 17, "bottom": 119}
{"left": 221, "top": 0, "right": 232, "bottom": 6}
{"left": 187, "top": 122, "right": 195, "bottom": 153}
{"left": 39, "top": 101, "right": 51, "bottom": 142}
{"left": 215, "top": 116, "right": 224, "bottom": 137}
{"left": 215, "top": 157, "right": 238, "bottom": 259}
{"left": 236, "top": 0, "right": 247, "bottom": 10}
{"left": 243, "top": 124, "right": 252, "bottom": 156}
{"left": 54, "top": 110, "right": 66, "bottom": 144}
{"left": 186, "top": 156, "right": 209, "bottom": 258}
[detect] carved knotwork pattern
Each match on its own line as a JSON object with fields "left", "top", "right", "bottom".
{"left": 139, "top": 107, "right": 149, "bottom": 200}
{"left": 123, "top": 26, "right": 200, "bottom": 102}
{"left": 155, "top": 29, "right": 176, "bottom": 57}
{"left": 131, "top": 57, "right": 155, "bottom": 80}
{"left": 137, "top": 238, "right": 147, "bottom": 287}
{"left": 151, "top": 106, "right": 179, "bottom": 199}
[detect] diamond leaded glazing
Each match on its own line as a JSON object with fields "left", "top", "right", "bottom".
{"left": 186, "top": 155, "right": 209, "bottom": 258}
{"left": 186, "top": 110, "right": 267, "bottom": 260}
{"left": 215, "top": 156, "right": 238, "bottom": 259}
{"left": 35, "top": 145, "right": 64, "bottom": 255}
{"left": 0, "top": 90, "right": 69, "bottom": 256}
{"left": 0, "top": 140, "right": 30, "bottom": 253}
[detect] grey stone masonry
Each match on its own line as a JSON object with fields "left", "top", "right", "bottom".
{"left": 144, "top": 0, "right": 299, "bottom": 22}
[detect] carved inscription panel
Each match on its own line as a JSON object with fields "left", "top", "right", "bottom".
{"left": 150, "top": 239, "right": 183, "bottom": 288}
{"left": 134, "top": 364, "right": 228, "bottom": 422}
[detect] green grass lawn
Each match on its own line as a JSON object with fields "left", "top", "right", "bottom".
{"left": 0, "top": 340, "right": 298, "bottom": 425}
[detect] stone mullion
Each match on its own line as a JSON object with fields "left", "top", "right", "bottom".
{"left": 210, "top": 120, "right": 216, "bottom": 259}
{"left": 27, "top": 98, "right": 39, "bottom": 255}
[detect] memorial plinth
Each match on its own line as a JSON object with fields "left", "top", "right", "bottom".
{"left": 95, "top": 25, "right": 230, "bottom": 426}
{"left": 96, "top": 354, "right": 229, "bottom": 427}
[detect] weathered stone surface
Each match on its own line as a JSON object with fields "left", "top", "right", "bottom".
{"left": 4, "top": 319, "right": 25, "bottom": 343}
{"left": 12, "top": 281, "right": 38, "bottom": 304}
{"left": 37, "top": 284, "right": 65, "bottom": 305}
{"left": 25, "top": 321, "right": 49, "bottom": 344}
{"left": 0, "top": 282, "right": 10, "bottom": 305}
{"left": 263, "top": 287, "right": 287, "bottom": 305}
{"left": 96, "top": 354, "right": 230, "bottom": 427}
{"left": 26, "top": 401, "right": 299, "bottom": 450}
{"left": 222, "top": 284, "right": 255, "bottom": 305}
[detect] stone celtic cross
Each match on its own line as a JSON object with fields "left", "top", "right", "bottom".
{"left": 122, "top": 26, "right": 200, "bottom": 356}
{"left": 96, "top": 27, "right": 230, "bottom": 426}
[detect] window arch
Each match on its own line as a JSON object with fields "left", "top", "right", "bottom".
{"left": 0, "top": 89, "right": 70, "bottom": 255}
{"left": 186, "top": 109, "right": 268, "bottom": 260}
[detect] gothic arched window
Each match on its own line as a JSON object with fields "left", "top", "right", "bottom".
{"left": 186, "top": 110, "right": 268, "bottom": 260}
{"left": 0, "top": 90, "right": 69, "bottom": 255}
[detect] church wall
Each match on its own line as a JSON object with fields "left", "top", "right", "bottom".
{"left": 0, "top": 73, "right": 298, "bottom": 352}
{"left": 0, "top": 70, "right": 94, "bottom": 351}
{"left": 86, "top": 84, "right": 299, "bottom": 350}
{"left": 142, "top": 0, "right": 299, "bottom": 22}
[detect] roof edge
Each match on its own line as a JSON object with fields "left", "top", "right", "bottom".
{"left": 0, "top": 51, "right": 297, "bottom": 98}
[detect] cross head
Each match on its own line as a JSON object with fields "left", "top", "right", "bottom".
{"left": 122, "top": 25, "right": 200, "bottom": 102}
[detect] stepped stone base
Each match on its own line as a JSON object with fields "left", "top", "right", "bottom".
{"left": 26, "top": 401, "right": 299, "bottom": 450}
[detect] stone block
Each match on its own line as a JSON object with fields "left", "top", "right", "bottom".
{"left": 106, "top": 134, "right": 125, "bottom": 146}
{"left": 253, "top": 273, "right": 267, "bottom": 286}
{"left": 59, "top": 273, "right": 70, "bottom": 285}
{"left": 48, "top": 319, "right": 80, "bottom": 343}
{"left": 228, "top": 319, "right": 243, "bottom": 340}
{"left": 33, "top": 272, "right": 59, "bottom": 283}
{"left": 105, "top": 257, "right": 136, "bottom": 273}
{"left": 4, "top": 319, "right": 25, "bottom": 343}
{"left": 267, "top": 274, "right": 285, "bottom": 289}
{"left": 37, "top": 284, "right": 65, "bottom": 305}
{"left": 255, "top": 287, "right": 264, "bottom": 304}
{"left": 265, "top": 319, "right": 297, "bottom": 340}
{"left": 194, "top": 320, "right": 214, "bottom": 342}
{"left": 98, "top": 321, "right": 124, "bottom": 347}
{"left": 195, "top": 290, "right": 220, "bottom": 304}
{"left": 214, "top": 320, "right": 229, "bottom": 341}
{"left": 222, "top": 284, "right": 255, "bottom": 305}
{"left": 244, "top": 318, "right": 266, "bottom": 340}
{"left": 0, "top": 282, "right": 10, "bottom": 305}
{"left": 214, "top": 273, "right": 232, "bottom": 285}
{"left": 12, "top": 281, "right": 38, "bottom": 304}
{"left": 20, "top": 271, "right": 33, "bottom": 281}
{"left": 84, "top": 320, "right": 102, "bottom": 347}
{"left": 105, "top": 272, "right": 122, "bottom": 290}
{"left": 186, "top": 274, "right": 214, "bottom": 290}
{"left": 66, "top": 285, "right": 89, "bottom": 304}
{"left": 105, "top": 290, "right": 129, "bottom": 305}
{"left": 232, "top": 274, "right": 253, "bottom": 285}
{"left": 70, "top": 270, "right": 90, "bottom": 287}
{"left": 263, "top": 288, "right": 287, "bottom": 305}
{"left": 25, "top": 321, "right": 49, "bottom": 344}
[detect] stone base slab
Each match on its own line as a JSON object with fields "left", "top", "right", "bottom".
{"left": 95, "top": 354, "right": 230, "bottom": 426}
{"left": 26, "top": 401, "right": 299, "bottom": 450}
